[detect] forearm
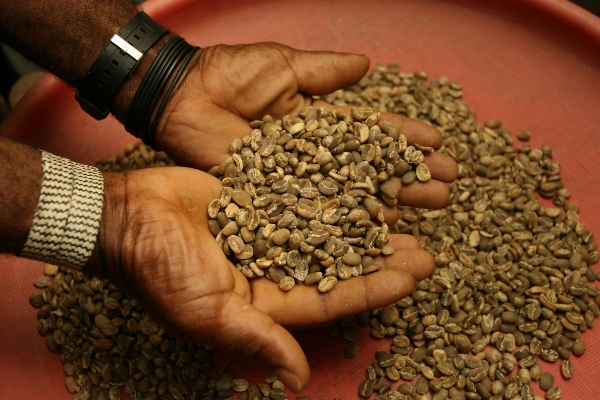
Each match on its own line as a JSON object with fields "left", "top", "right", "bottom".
{"left": 0, "top": 0, "right": 137, "bottom": 87}
{"left": 0, "top": 136, "right": 42, "bottom": 254}
{"left": 0, "top": 135, "right": 124, "bottom": 278}
{"left": 0, "top": 0, "right": 171, "bottom": 121}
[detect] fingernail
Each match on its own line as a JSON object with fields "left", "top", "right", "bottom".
{"left": 275, "top": 367, "right": 303, "bottom": 393}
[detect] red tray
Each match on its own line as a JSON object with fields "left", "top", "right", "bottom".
{"left": 1, "top": 0, "right": 600, "bottom": 399}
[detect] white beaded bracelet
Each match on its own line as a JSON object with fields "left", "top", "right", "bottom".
{"left": 20, "top": 151, "right": 104, "bottom": 270}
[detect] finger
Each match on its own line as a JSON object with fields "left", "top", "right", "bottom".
{"left": 384, "top": 232, "right": 422, "bottom": 250}
{"left": 375, "top": 235, "right": 434, "bottom": 281}
{"left": 382, "top": 201, "right": 400, "bottom": 225}
{"left": 229, "top": 262, "right": 254, "bottom": 303}
{"left": 186, "top": 229, "right": 309, "bottom": 392}
{"left": 287, "top": 49, "right": 370, "bottom": 96}
{"left": 189, "top": 292, "right": 309, "bottom": 392}
{"left": 312, "top": 100, "right": 443, "bottom": 148}
{"left": 252, "top": 247, "right": 434, "bottom": 329}
{"left": 424, "top": 152, "right": 459, "bottom": 183}
{"left": 386, "top": 177, "right": 450, "bottom": 209}
{"left": 381, "top": 151, "right": 454, "bottom": 217}
{"left": 252, "top": 269, "right": 416, "bottom": 329}
{"left": 398, "top": 179, "right": 450, "bottom": 209}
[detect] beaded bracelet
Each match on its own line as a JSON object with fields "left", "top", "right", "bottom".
{"left": 125, "top": 36, "right": 199, "bottom": 149}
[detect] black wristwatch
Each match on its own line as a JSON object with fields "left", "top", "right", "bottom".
{"left": 75, "top": 12, "right": 167, "bottom": 120}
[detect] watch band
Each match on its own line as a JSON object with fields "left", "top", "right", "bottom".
{"left": 75, "top": 12, "right": 167, "bottom": 120}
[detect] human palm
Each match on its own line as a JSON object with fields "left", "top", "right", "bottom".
{"left": 155, "top": 43, "right": 457, "bottom": 213}
{"left": 96, "top": 167, "right": 436, "bottom": 390}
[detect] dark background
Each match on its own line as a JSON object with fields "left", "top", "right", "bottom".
{"left": 0, "top": 0, "right": 599, "bottom": 119}
{"left": 572, "top": 0, "right": 600, "bottom": 16}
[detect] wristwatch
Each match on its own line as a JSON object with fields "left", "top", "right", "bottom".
{"left": 75, "top": 12, "right": 167, "bottom": 120}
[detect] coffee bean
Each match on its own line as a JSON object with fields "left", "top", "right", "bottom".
{"left": 539, "top": 372, "right": 553, "bottom": 391}
{"left": 415, "top": 376, "right": 429, "bottom": 395}
{"left": 359, "top": 380, "right": 373, "bottom": 398}
{"left": 317, "top": 276, "right": 337, "bottom": 293}
{"left": 29, "top": 293, "right": 44, "bottom": 308}
{"left": 46, "top": 334, "right": 60, "bottom": 352}
{"left": 379, "top": 181, "right": 397, "bottom": 199}
{"left": 342, "top": 252, "right": 362, "bottom": 266}
{"left": 517, "top": 131, "right": 531, "bottom": 141}
{"left": 561, "top": 360, "right": 574, "bottom": 379}
{"left": 33, "top": 276, "right": 52, "bottom": 288}
{"left": 401, "top": 170, "right": 417, "bottom": 185}
{"left": 547, "top": 386, "right": 563, "bottom": 400}
{"left": 416, "top": 163, "right": 431, "bottom": 182}
{"left": 44, "top": 263, "right": 59, "bottom": 276}
{"left": 344, "top": 343, "right": 360, "bottom": 359}
{"left": 278, "top": 276, "right": 295, "bottom": 291}
{"left": 573, "top": 339, "right": 586, "bottom": 356}
{"left": 342, "top": 329, "right": 357, "bottom": 342}
{"left": 231, "top": 189, "right": 252, "bottom": 207}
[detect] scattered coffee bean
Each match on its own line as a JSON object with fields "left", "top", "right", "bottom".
{"left": 342, "top": 329, "right": 358, "bottom": 342}
{"left": 318, "top": 276, "right": 338, "bottom": 293}
{"left": 573, "top": 339, "right": 586, "bottom": 356}
{"left": 344, "top": 343, "right": 360, "bottom": 359}
{"left": 561, "top": 360, "right": 574, "bottom": 379}
{"left": 547, "top": 386, "right": 563, "bottom": 400}
{"left": 28, "top": 293, "right": 44, "bottom": 308}
{"left": 44, "top": 263, "right": 59, "bottom": 276}
{"left": 320, "top": 62, "right": 600, "bottom": 400}
{"left": 517, "top": 131, "right": 531, "bottom": 141}
{"left": 540, "top": 372, "right": 554, "bottom": 391}
{"left": 359, "top": 379, "right": 373, "bottom": 398}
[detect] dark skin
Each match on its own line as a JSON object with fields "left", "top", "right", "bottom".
{"left": 0, "top": 0, "right": 458, "bottom": 391}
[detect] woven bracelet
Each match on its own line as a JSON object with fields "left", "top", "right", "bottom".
{"left": 20, "top": 151, "right": 104, "bottom": 271}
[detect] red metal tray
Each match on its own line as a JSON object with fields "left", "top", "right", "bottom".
{"left": 1, "top": 0, "right": 599, "bottom": 398}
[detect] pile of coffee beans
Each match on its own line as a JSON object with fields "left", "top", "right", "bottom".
{"left": 95, "top": 141, "right": 175, "bottom": 173}
{"left": 320, "top": 63, "right": 599, "bottom": 400}
{"left": 29, "top": 62, "right": 599, "bottom": 400}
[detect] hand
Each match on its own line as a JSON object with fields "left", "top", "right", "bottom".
{"left": 90, "top": 167, "right": 436, "bottom": 392}
{"left": 154, "top": 42, "right": 458, "bottom": 221}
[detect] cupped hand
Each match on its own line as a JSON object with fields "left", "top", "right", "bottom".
{"left": 90, "top": 167, "right": 436, "bottom": 392}
{"left": 154, "top": 42, "right": 457, "bottom": 219}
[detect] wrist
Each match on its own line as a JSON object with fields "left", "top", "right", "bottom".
{"left": 76, "top": 11, "right": 170, "bottom": 120}
{"left": 111, "top": 34, "right": 173, "bottom": 122}
{"left": 121, "top": 36, "right": 199, "bottom": 149}
{"left": 152, "top": 48, "right": 203, "bottom": 149}
{"left": 17, "top": 152, "right": 104, "bottom": 270}
{"left": 0, "top": 138, "right": 42, "bottom": 254}
{"left": 84, "top": 172, "right": 127, "bottom": 281}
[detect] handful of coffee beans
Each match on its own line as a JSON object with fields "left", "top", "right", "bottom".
{"left": 205, "top": 107, "right": 435, "bottom": 292}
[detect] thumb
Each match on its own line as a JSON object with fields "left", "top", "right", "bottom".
{"left": 202, "top": 292, "right": 309, "bottom": 392}
{"left": 288, "top": 48, "right": 370, "bottom": 95}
